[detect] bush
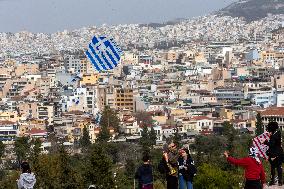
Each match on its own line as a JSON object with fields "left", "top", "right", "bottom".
{"left": 194, "top": 163, "right": 241, "bottom": 189}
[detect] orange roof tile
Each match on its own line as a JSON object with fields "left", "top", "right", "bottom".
{"left": 191, "top": 116, "right": 212, "bottom": 121}
{"left": 27, "top": 128, "right": 47, "bottom": 135}
{"left": 261, "top": 107, "right": 284, "bottom": 117}
{"left": 0, "top": 120, "right": 16, "bottom": 125}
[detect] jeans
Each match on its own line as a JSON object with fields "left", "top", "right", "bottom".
{"left": 178, "top": 175, "right": 193, "bottom": 189}
{"left": 269, "top": 156, "right": 283, "bottom": 184}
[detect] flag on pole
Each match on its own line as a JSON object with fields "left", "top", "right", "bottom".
{"left": 252, "top": 132, "right": 271, "bottom": 160}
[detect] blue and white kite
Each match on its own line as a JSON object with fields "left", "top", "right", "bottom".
{"left": 95, "top": 113, "right": 102, "bottom": 124}
{"left": 71, "top": 74, "right": 82, "bottom": 82}
{"left": 85, "top": 36, "right": 123, "bottom": 72}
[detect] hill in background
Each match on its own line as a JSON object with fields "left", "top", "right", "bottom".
{"left": 218, "top": 0, "right": 284, "bottom": 21}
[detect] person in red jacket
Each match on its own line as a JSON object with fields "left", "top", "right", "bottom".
{"left": 224, "top": 147, "right": 266, "bottom": 189}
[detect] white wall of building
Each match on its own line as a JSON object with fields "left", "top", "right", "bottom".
{"left": 277, "top": 93, "right": 284, "bottom": 107}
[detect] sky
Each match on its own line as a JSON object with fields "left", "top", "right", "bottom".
{"left": 0, "top": 0, "right": 236, "bottom": 33}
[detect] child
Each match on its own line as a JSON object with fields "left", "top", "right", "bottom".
{"left": 224, "top": 147, "right": 266, "bottom": 189}
{"left": 17, "top": 162, "right": 36, "bottom": 189}
{"left": 135, "top": 154, "right": 153, "bottom": 189}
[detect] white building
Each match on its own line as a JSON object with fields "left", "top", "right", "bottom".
{"left": 0, "top": 121, "right": 19, "bottom": 144}
{"left": 191, "top": 116, "right": 213, "bottom": 132}
{"left": 277, "top": 93, "right": 284, "bottom": 107}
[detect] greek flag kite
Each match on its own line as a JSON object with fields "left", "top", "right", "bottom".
{"left": 85, "top": 36, "right": 123, "bottom": 72}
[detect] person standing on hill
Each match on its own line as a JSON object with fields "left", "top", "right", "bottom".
{"left": 178, "top": 148, "right": 196, "bottom": 189}
{"left": 158, "top": 141, "right": 179, "bottom": 189}
{"left": 135, "top": 154, "right": 154, "bottom": 189}
{"left": 17, "top": 162, "right": 36, "bottom": 189}
{"left": 264, "top": 121, "right": 283, "bottom": 186}
{"left": 224, "top": 147, "right": 266, "bottom": 189}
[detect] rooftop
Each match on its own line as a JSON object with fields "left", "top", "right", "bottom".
{"left": 261, "top": 107, "right": 284, "bottom": 117}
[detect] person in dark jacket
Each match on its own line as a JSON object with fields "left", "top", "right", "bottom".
{"left": 224, "top": 147, "right": 266, "bottom": 189}
{"left": 178, "top": 148, "right": 196, "bottom": 189}
{"left": 264, "top": 121, "right": 283, "bottom": 186}
{"left": 158, "top": 142, "right": 179, "bottom": 189}
{"left": 135, "top": 154, "right": 153, "bottom": 189}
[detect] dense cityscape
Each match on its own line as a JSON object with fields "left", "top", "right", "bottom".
{"left": 0, "top": 14, "right": 283, "bottom": 144}
{"left": 0, "top": 2, "right": 284, "bottom": 189}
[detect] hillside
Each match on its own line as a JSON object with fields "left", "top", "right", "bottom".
{"left": 218, "top": 0, "right": 284, "bottom": 21}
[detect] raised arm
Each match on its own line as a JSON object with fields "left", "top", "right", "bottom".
{"left": 224, "top": 151, "right": 249, "bottom": 167}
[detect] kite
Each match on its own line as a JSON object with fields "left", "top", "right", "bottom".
{"left": 71, "top": 74, "right": 82, "bottom": 82}
{"left": 85, "top": 36, "right": 123, "bottom": 72}
{"left": 94, "top": 113, "right": 102, "bottom": 124}
{"left": 252, "top": 132, "right": 271, "bottom": 160}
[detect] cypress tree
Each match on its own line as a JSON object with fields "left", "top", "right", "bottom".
{"left": 255, "top": 112, "right": 264, "bottom": 136}
{"left": 99, "top": 106, "right": 120, "bottom": 132}
{"left": 139, "top": 125, "right": 150, "bottom": 154}
{"left": 83, "top": 144, "right": 114, "bottom": 189}
{"left": 80, "top": 126, "right": 91, "bottom": 149}
{"left": 97, "top": 124, "right": 111, "bottom": 143}
{"left": 149, "top": 126, "right": 157, "bottom": 148}
{"left": 57, "top": 146, "right": 81, "bottom": 189}
{"left": 222, "top": 121, "right": 236, "bottom": 155}
{"left": 14, "top": 137, "right": 30, "bottom": 164}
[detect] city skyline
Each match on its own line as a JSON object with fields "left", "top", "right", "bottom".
{"left": 0, "top": 0, "right": 236, "bottom": 33}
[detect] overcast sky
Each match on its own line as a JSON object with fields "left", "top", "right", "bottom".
{"left": 0, "top": 0, "right": 236, "bottom": 33}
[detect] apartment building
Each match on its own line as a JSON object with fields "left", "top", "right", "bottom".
{"left": 0, "top": 120, "right": 18, "bottom": 143}
{"left": 214, "top": 87, "right": 244, "bottom": 102}
{"left": 115, "top": 88, "right": 134, "bottom": 112}
{"left": 17, "top": 101, "right": 38, "bottom": 119}
{"left": 37, "top": 104, "right": 54, "bottom": 124}
{"left": 64, "top": 54, "right": 88, "bottom": 74}
{"left": 261, "top": 107, "right": 284, "bottom": 130}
